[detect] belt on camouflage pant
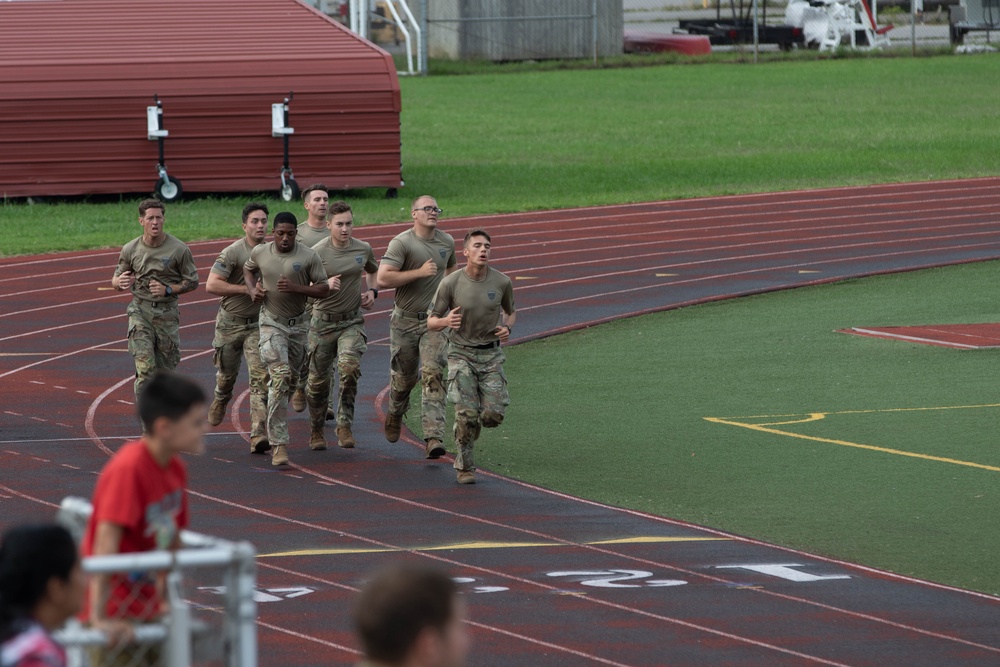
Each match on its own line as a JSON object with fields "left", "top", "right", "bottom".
{"left": 317, "top": 308, "right": 361, "bottom": 323}
{"left": 262, "top": 309, "right": 306, "bottom": 327}
{"left": 393, "top": 306, "right": 428, "bottom": 321}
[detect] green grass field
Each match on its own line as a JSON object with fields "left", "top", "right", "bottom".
{"left": 460, "top": 259, "right": 1000, "bottom": 594}
{"left": 3, "top": 56, "right": 1000, "bottom": 256}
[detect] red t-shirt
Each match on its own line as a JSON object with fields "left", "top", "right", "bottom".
{"left": 82, "top": 440, "right": 188, "bottom": 621}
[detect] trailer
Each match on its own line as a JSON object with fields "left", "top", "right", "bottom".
{"left": 678, "top": 0, "right": 806, "bottom": 50}
{"left": 0, "top": 0, "right": 403, "bottom": 201}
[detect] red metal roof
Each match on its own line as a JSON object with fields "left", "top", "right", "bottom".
{"left": 0, "top": 0, "right": 402, "bottom": 198}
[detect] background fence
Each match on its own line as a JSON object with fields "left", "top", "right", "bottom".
{"left": 305, "top": 0, "right": 997, "bottom": 75}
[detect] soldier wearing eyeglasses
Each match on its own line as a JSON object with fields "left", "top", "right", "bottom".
{"left": 376, "top": 196, "right": 458, "bottom": 458}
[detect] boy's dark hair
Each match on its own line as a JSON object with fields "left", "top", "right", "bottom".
{"left": 138, "top": 371, "right": 206, "bottom": 433}
{"left": 464, "top": 228, "right": 491, "bottom": 245}
{"left": 273, "top": 211, "right": 298, "bottom": 229}
{"left": 138, "top": 199, "right": 165, "bottom": 217}
{"left": 302, "top": 183, "right": 329, "bottom": 201}
{"left": 329, "top": 200, "right": 352, "bottom": 217}
{"left": 0, "top": 524, "right": 78, "bottom": 642}
{"left": 355, "top": 565, "right": 457, "bottom": 663}
{"left": 242, "top": 202, "right": 269, "bottom": 223}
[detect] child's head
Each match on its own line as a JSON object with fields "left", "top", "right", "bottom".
{"left": 0, "top": 524, "right": 83, "bottom": 637}
{"left": 138, "top": 371, "right": 207, "bottom": 455}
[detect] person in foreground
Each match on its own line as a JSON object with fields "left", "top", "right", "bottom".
{"left": 82, "top": 371, "right": 207, "bottom": 665}
{"left": 354, "top": 565, "right": 469, "bottom": 667}
{"left": 428, "top": 229, "right": 516, "bottom": 485}
{"left": 0, "top": 524, "right": 84, "bottom": 667}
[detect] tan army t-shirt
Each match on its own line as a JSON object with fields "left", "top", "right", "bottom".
{"left": 210, "top": 238, "right": 260, "bottom": 319}
{"left": 311, "top": 237, "right": 379, "bottom": 315}
{"left": 296, "top": 222, "right": 328, "bottom": 250}
{"left": 430, "top": 267, "right": 515, "bottom": 347}
{"left": 244, "top": 241, "right": 327, "bottom": 319}
{"left": 114, "top": 233, "right": 198, "bottom": 303}
{"left": 380, "top": 229, "right": 457, "bottom": 315}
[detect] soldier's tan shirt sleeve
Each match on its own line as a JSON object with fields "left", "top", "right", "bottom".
{"left": 179, "top": 246, "right": 199, "bottom": 286}
{"left": 501, "top": 276, "right": 515, "bottom": 314}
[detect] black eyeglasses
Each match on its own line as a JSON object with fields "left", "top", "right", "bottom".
{"left": 413, "top": 206, "right": 442, "bottom": 214}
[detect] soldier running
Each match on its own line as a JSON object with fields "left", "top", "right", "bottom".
{"left": 428, "top": 229, "right": 515, "bottom": 485}
{"left": 111, "top": 199, "right": 199, "bottom": 400}
{"left": 305, "top": 201, "right": 379, "bottom": 451}
{"left": 291, "top": 183, "right": 332, "bottom": 414}
{"left": 243, "top": 212, "right": 328, "bottom": 466}
{"left": 205, "top": 202, "right": 270, "bottom": 454}
{"left": 377, "top": 196, "right": 458, "bottom": 459}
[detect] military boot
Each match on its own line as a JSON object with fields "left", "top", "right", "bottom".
{"left": 271, "top": 445, "right": 289, "bottom": 466}
{"left": 250, "top": 436, "right": 270, "bottom": 454}
{"left": 425, "top": 438, "right": 446, "bottom": 459}
{"left": 384, "top": 413, "right": 402, "bottom": 443}
{"left": 208, "top": 398, "right": 227, "bottom": 426}
{"left": 291, "top": 388, "right": 307, "bottom": 412}
{"left": 309, "top": 428, "right": 327, "bottom": 451}
{"left": 336, "top": 425, "right": 356, "bottom": 449}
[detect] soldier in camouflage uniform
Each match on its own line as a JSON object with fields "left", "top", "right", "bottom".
{"left": 205, "top": 202, "right": 270, "bottom": 454}
{"left": 428, "top": 229, "right": 515, "bottom": 485}
{"left": 243, "top": 212, "right": 328, "bottom": 467}
{"left": 111, "top": 199, "right": 199, "bottom": 400}
{"left": 305, "top": 201, "right": 380, "bottom": 450}
{"left": 377, "top": 196, "right": 458, "bottom": 459}
{"left": 291, "top": 184, "right": 333, "bottom": 415}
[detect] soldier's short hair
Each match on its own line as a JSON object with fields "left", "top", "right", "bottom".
{"left": 302, "top": 183, "right": 329, "bottom": 201}
{"left": 464, "top": 229, "right": 491, "bottom": 245}
{"left": 138, "top": 371, "right": 206, "bottom": 434}
{"left": 273, "top": 211, "right": 298, "bottom": 229}
{"left": 355, "top": 565, "right": 458, "bottom": 664}
{"left": 138, "top": 199, "right": 165, "bottom": 217}
{"left": 242, "top": 202, "right": 269, "bottom": 223}
{"left": 411, "top": 194, "right": 436, "bottom": 210}
{"left": 329, "top": 200, "right": 352, "bottom": 217}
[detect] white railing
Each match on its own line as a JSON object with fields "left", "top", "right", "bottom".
{"left": 55, "top": 497, "right": 258, "bottom": 667}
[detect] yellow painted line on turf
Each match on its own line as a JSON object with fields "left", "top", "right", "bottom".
{"left": 704, "top": 417, "right": 1000, "bottom": 473}
{"left": 514, "top": 276, "right": 537, "bottom": 280}
{"left": 655, "top": 273, "right": 679, "bottom": 277}
{"left": 259, "top": 535, "right": 729, "bottom": 558}
{"left": 97, "top": 287, "right": 116, "bottom": 291}
{"left": 798, "top": 270, "right": 821, "bottom": 274}
{"left": 715, "top": 402, "right": 1000, "bottom": 421}
{"left": 757, "top": 413, "right": 827, "bottom": 426}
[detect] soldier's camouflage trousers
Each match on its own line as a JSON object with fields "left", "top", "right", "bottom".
{"left": 212, "top": 309, "right": 268, "bottom": 441}
{"left": 447, "top": 345, "right": 509, "bottom": 472}
{"left": 126, "top": 298, "right": 180, "bottom": 400}
{"left": 258, "top": 311, "right": 308, "bottom": 447}
{"left": 306, "top": 314, "right": 367, "bottom": 430}
{"left": 388, "top": 309, "right": 448, "bottom": 442}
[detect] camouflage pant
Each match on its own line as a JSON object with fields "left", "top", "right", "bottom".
{"left": 388, "top": 309, "right": 448, "bottom": 442}
{"left": 447, "top": 345, "right": 509, "bottom": 472}
{"left": 212, "top": 309, "right": 268, "bottom": 441}
{"left": 258, "top": 311, "right": 308, "bottom": 447}
{"left": 306, "top": 313, "right": 367, "bottom": 430}
{"left": 126, "top": 298, "right": 180, "bottom": 400}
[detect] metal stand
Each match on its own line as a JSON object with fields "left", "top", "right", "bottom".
{"left": 147, "top": 95, "right": 182, "bottom": 201}
{"left": 272, "top": 92, "right": 299, "bottom": 202}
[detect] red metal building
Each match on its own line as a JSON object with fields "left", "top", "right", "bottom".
{"left": 0, "top": 0, "right": 402, "bottom": 201}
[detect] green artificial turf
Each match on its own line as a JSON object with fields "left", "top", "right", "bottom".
{"left": 462, "top": 260, "right": 1000, "bottom": 595}
{"left": 3, "top": 55, "right": 1000, "bottom": 256}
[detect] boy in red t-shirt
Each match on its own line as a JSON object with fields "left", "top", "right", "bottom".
{"left": 82, "top": 371, "right": 207, "bottom": 649}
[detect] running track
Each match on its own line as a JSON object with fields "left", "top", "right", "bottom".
{"left": 3, "top": 178, "right": 1000, "bottom": 666}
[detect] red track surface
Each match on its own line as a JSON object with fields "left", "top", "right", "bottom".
{"left": 841, "top": 323, "right": 1000, "bottom": 348}
{"left": 3, "top": 178, "right": 1000, "bottom": 665}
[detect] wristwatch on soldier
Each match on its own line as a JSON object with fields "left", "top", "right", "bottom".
{"left": 165, "top": 285, "right": 173, "bottom": 296}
